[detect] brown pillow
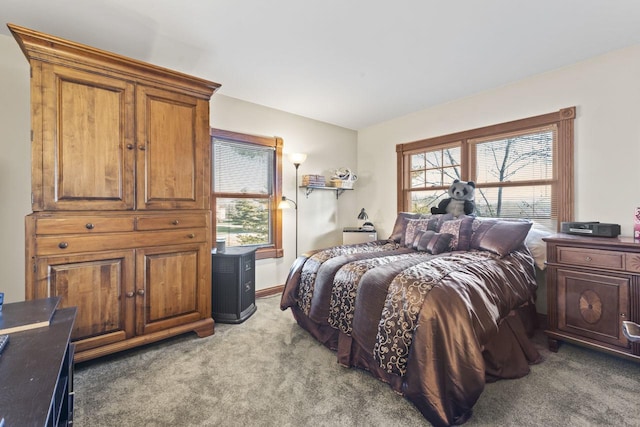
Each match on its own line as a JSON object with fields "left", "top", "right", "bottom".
{"left": 428, "top": 213, "right": 455, "bottom": 232}
{"left": 470, "top": 219, "right": 533, "bottom": 256}
{"left": 389, "top": 212, "right": 422, "bottom": 243}
{"left": 403, "top": 218, "right": 431, "bottom": 248}
{"left": 438, "top": 216, "right": 475, "bottom": 251}
{"left": 411, "top": 230, "right": 425, "bottom": 250}
{"left": 417, "top": 231, "right": 454, "bottom": 254}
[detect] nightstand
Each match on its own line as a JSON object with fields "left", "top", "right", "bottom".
{"left": 544, "top": 234, "right": 640, "bottom": 362}
{"left": 343, "top": 227, "right": 378, "bottom": 244}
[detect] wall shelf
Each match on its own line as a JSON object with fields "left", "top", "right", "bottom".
{"left": 301, "top": 185, "right": 353, "bottom": 199}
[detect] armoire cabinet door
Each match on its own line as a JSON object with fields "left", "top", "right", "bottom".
{"left": 34, "top": 250, "right": 135, "bottom": 352}
{"left": 39, "top": 63, "right": 135, "bottom": 211}
{"left": 135, "top": 243, "right": 208, "bottom": 335}
{"left": 136, "top": 85, "right": 210, "bottom": 210}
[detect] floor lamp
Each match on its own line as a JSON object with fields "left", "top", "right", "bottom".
{"left": 278, "top": 153, "right": 307, "bottom": 256}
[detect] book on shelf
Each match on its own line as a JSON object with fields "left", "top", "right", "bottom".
{"left": 0, "top": 297, "right": 60, "bottom": 334}
{"left": 301, "top": 174, "right": 326, "bottom": 187}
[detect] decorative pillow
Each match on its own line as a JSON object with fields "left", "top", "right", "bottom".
{"left": 389, "top": 212, "right": 422, "bottom": 243}
{"left": 428, "top": 213, "right": 455, "bottom": 232}
{"left": 417, "top": 231, "right": 454, "bottom": 254}
{"left": 470, "top": 219, "right": 533, "bottom": 256}
{"left": 411, "top": 230, "right": 426, "bottom": 250}
{"left": 438, "top": 216, "right": 475, "bottom": 251}
{"left": 403, "top": 218, "right": 432, "bottom": 248}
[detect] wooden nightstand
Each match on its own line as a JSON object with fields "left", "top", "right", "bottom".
{"left": 544, "top": 234, "right": 640, "bottom": 362}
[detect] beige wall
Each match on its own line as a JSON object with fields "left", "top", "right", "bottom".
{"left": 357, "top": 44, "right": 640, "bottom": 240}
{"left": 356, "top": 44, "right": 640, "bottom": 315}
{"left": 210, "top": 94, "right": 358, "bottom": 290}
{"left": 4, "top": 27, "right": 639, "bottom": 302}
{"left": 0, "top": 35, "right": 31, "bottom": 303}
{"left": 0, "top": 32, "right": 358, "bottom": 301}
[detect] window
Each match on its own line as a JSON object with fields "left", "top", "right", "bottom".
{"left": 397, "top": 107, "right": 575, "bottom": 230}
{"left": 212, "top": 129, "right": 283, "bottom": 259}
{"left": 407, "top": 143, "right": 462, "bottom": 213}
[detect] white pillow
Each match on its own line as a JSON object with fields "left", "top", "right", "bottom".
{"left": 525, "top": 224, "right": 553, "bottom": 270}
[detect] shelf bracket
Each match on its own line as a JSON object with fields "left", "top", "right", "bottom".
{"left": 301, "top": 186, "right": 351, "bottom": 198}
{"left": 305, "top": 187, "right": 314, "bottom": 198}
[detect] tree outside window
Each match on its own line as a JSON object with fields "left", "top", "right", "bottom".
{"left": 470, "top": 128, "right": 555, "bottom": 228}
{"left": 409, "top": 144, "right": 461, "bottom": 214}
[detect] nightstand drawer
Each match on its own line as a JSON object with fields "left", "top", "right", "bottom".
{"left": 343, "top": 229, "right": 377, "bottom": 245}
{"left": 556, "top": 246, "right": 624, "bottom": 270}
{"left": 624, "top": 253, "right": 640, "bottom": 273}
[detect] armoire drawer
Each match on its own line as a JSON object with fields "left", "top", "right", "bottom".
{"left": 136, "top": 214, "right": 207, "bottom": 231}
{"left": 35, "top": 216, "right": 135, "bottom": 235}
{"left": 36, "top": 228, "right": 207, "bottom": 255}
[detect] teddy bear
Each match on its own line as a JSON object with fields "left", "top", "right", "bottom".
{"left": 430, "top": 179, "right": 476, "bottom": 217}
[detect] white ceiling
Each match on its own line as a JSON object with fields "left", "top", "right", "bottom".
{"left": 2, "top": 0, "right": 640, "bottom": 130}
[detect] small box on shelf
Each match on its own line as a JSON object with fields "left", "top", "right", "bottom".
{"left": 330, "top": 179, "right": 354, "bottom": 189}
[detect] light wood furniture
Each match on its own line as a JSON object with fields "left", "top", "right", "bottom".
{"left": 10, "top": 24, "right": 220, "bottom": 362}
{"left": 544, "top": 234, "right": 640, "bottom": 362}
{"left": 0, "top": 299, "right": 76, "bottom": 426}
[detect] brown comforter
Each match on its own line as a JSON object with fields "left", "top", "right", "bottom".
{"left": 280, "top": 240, "right": 542, "bottom": 426}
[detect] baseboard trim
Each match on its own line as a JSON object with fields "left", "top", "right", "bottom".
{"left": 256, "top": 284, "right": 284, "bottom": 298}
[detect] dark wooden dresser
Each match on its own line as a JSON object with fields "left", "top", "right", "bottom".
{"left": 0, "top": 299, "right": 77, "bottom": 426}
{"left": 544, "top": 234, "right": 640, "bottom": 362}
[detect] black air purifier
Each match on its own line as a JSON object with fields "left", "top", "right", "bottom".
{"left": 211, "top": 247, "right": 257, "bottom": 323}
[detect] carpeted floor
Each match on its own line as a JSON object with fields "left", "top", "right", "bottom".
{"left": 74, "top": 295, "right": 640, "bottom": 427}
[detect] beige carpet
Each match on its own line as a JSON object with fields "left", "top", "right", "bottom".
{"left": 74, "top": 295, "right": 640, "bottom": 426}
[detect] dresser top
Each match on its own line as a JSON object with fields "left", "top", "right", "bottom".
{"left": 544, "top": 233, "right": 640, "bottom": 250}
{"left": 0, "top": 306, "right": 76, "bottom": 426}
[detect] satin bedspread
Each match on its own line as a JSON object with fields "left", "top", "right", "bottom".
{"left": 280, "top": 240, "right": 542, "bottom": 426}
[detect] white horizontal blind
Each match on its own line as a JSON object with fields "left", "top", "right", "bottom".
{"left": 470, "top": 126, "right": 557, "bottom": 227}
{"left": 213, "top": 139, "right": 275, "bottom": 247}
{"left": 213, "top": 140, "right": 274, "bottom": 195}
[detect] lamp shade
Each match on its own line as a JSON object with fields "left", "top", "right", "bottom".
{"left": 278, "top": 196, "right": 297, "bottom": 210}
{"left": 357, "top": 208, "right": 368, "bottom": 220}
{"left": 288, "top": 153, "right": 307, "bottom": 165}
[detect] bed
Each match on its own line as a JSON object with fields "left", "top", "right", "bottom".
{"left": 280, "top": 213, "right": 545, "bottom": 426}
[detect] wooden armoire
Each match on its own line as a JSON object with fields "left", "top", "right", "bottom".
{"left": 10, "top": 24, "right": 221, "bottom": 362}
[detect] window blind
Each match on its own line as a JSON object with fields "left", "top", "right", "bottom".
{"left": 213, "top": 140, "right": 274, "bottom": 194}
